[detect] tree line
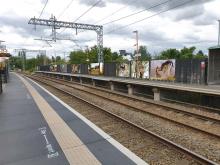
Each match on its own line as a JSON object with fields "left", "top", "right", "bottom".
{"left": 10, "top": 45, "right": 207, "bottom": 71}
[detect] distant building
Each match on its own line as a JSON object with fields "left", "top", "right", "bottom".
{"left": 119, "top": 50, "right": 133, "bottom": 61}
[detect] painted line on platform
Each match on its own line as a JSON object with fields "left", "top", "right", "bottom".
{"left": 26, "top": 75, "right": 148, "bottom": 165}
{"left": 16, "top": 73, "right": 102, "bottom": 165}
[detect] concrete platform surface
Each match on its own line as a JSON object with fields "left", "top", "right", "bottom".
{"left": 0, "top": 73, "right": 147, "bottom": 165}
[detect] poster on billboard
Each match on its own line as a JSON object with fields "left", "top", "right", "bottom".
{"left": 131, "top": 61, "right": 149, "bottom": 79}
{"left": 150, "top": 59, "right": 175, "bottom": 80}
{"left": 117, "top": 63, "right": 130, "bottom": 77}
{"left": 88, "top": 63, "right": 104, "bottom": 75}
{"left": 50, "top": 65, "right": 57, "bottom": 72}
{"left": 71, "top": 64, "right": 80, "bottom": 74}
{"left": 60, "top": 64, "right": 67, "bottom": 73}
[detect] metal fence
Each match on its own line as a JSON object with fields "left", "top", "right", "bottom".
{"left": 208, "top": 49, "right": 220, "bottom": 84}
{"left": 104, "top": 63, "right": 116, "bottom": 77}
{"left": 0, "top": 74, "right": 2, "bottom": 94}
{"left": 80, "top": 64, "right": 89, "bottom": 74}
{"left": 38, "top": 58, "right": 208, "bottom": 85}
{"left": 175, "top": 59, "right": 208, "bottom": 85}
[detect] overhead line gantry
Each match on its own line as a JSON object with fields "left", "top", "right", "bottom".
{"left": 28, "top": 16, "right": 104, "bottom": 63}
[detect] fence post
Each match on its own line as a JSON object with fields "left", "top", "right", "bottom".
{"left": 0, "top": 74, "right": 2, "bottom": 94}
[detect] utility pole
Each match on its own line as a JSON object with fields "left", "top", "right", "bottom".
{"left": 133, "top": 30, "right": 139, "bottom": 54}
{"left": 43, "top": 53, "right": 47, "bottom": 65}
{"left": 218, "top": 20, "right": 220, "bottom": 46}
{"left": 133, "top": 30, "right": 139, "bottom": 78}
{"left": 54, "top": 51, "right": 57, "bottom": 65}
{"left": 63, "top": 52, "right": 66, "bottom": 62}
{"left": 21, "top": 51, "right": 25, "bottom": 71}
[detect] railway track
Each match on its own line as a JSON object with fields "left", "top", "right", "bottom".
{"left": 24, "top": 76, "right": 220, "bottom": 165}
{"left": 32, "top": 73, "right": 220, "bottom": 139}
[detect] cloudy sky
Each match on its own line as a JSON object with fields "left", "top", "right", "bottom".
{"left": 0, "top": 0, "right": 219, "bottom": 58}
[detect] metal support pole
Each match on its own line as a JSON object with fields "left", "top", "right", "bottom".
{"left": 0, "top": 73, "right": 2, "bottom": 94}
{"left": 218, "top": 20, "right": 220, "bottom": 46}
{"left": 22, "top": 51, "right": 25, "bottom": 71}
{"left": 135, "top": 31, "right": 139, "bottom": 53}
{"left": 97, "top": 27, "right": 103, "bottom": 63}
{"left": 133, "top": 30, "right": 139, "bottom": 78}
{"left": 28, "top": 17, "right": 104, "bottom": 63}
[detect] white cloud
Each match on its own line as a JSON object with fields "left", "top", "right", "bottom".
{"left": 0, "top": 0, "right": 219, "bottom": 59}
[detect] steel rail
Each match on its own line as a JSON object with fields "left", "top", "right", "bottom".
{"left": 25, "top": 74, "right": 219, "bottom": 165}
{"left": 31, "top": 74, "right": 220, "bottom": 138}
{"left": 35, "top": 71, "right": 220, "bottom": 113}
{"left": 36, "top": 73, "right": 220, "bottom": 118}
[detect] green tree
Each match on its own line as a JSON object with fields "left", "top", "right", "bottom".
{"left": 179, "top": 46, "right": 196, "bottom": 59}
{"left": 9, "top": 56, "right": 22, "bottom": 69}
{"left": 51, "top": 56, "right": 55, "bottom": 63}
{"left": 69, "top": 45, "right": 124, "bottom": 64}
{"left": 194, "top": 50, "right": 207, "bottom": 59}
{"left": 56, "top": 56, "right": 61, "bottom": 62}
{"left": 155, "top": 46, "right": 203, "bottom": 60}
{"left": 103, "top": 47, "right": 112, "bottom": 62}
{"left": 88, "top": 46, "right": 98, "bottom": 63}
{"left": 36, "top": 54, "right": 45, "bottom": 66}
{"left": 112, "top": 52, "right": 124, "bottom": 62}
{"left": 159, "top": 48, "right": 180, "bottom": 60}
{"left": 54, "top": 56, "right": 65, "bottom": 64}
{"left": 138, "top": 46, "right": 151, "bottom": 61}
{"left": 25, "top": 58, "right": 37, "bottom": 71}
{"left": 69, "top": 50, "right": 87, "bottom": 64}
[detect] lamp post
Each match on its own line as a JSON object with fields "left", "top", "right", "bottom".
{"left": 133, "top": 30, "right": 139, "bottom": 78}
{"left": 133, "top": 31, "right": 139, "bottom": 54}
{"left": 218, "top": 20, "right": 220, "bottom": 46}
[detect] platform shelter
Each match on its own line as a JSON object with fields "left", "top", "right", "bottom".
{"left": 208, "top": 46, "right": 220, "bottom": 84}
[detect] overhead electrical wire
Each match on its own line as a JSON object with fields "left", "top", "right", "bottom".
{"left": 105, "top": 0, "right": 195, "bottom": 35}
{"left": 76, "top": 0, "right": 178, "bottom": 41}
{"left": 57, "top": 0, "right": 75, "bottom": 19}
{"left": 94, "top": 0, "right": 136, "bottom": 24}
{"left": 94, "top": 6, "right": 128, "bottom": 24}
{"left": 73, "top": 0, "right": 102, "bottom": 23}
{"left": 57, "top": 0, "right": 193, "bottom": 44}
{"left": 58, "top": 0, "right": 102, "bottom": 35}
{"left": 39, "top": 0, "right": 49, "bottom": 19}
{"left": 102, "top": 0, "right": 174, "bottom": 26}
{"left": 76, "top": 0, "right": 135, "bottom": 35}
{"left": 78, "top": 0, "right": 173, "bottom": 34}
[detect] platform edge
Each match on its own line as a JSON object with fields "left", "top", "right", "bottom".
{"left": 26, "top": 76, "right": 148, "bottom": 165}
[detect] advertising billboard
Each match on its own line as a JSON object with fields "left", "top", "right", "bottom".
{"left": 49, "top": 65, "right": 57, "bottom": 72}
{"left": 60, "top": 64, "right": 67, "bottom": 73}
{"left": 150, "top": 60, "right": 175, "bottom": 80}
{"left": 71, "top": 64, "right": 80, "bottom": 74}
{"left": 131, "top": 61, "right": 149, "bottom": 79}
{"left": 117, "top": 63, "right": 130, "bottom": 77}
{"left": 88, "top": 63, "right": 104, "bottom": 75}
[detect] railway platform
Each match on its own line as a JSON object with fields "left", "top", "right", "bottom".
{"left": 0, "top": 73, "right": 147, "bottom": 165}
{"left": 36, "top": 71, "right": 220, "bottom": 95}
{"left": 36, "top": 71, "right": 220, "bottom": 109}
